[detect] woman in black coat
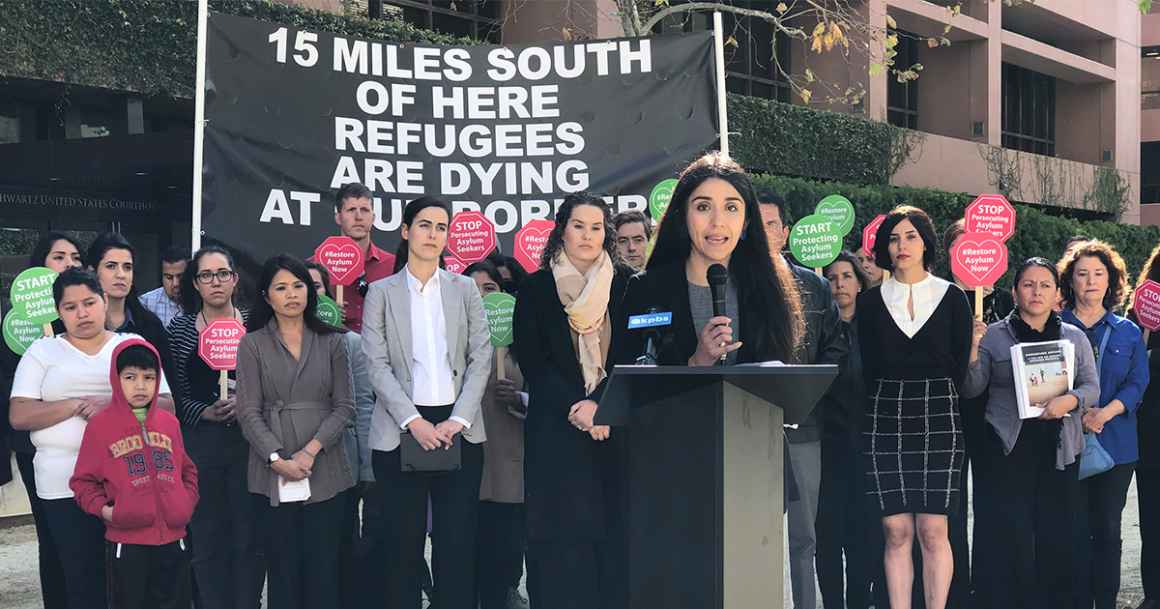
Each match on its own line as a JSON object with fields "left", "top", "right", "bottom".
{"left": 513, "top": 192, "right": 633, "bottom": 609}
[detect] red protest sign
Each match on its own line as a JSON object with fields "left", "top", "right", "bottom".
{"left": 1133, "top": 279, "right": 1160, "bottom": 331}
{"left": 950, "top": 233, "right": 1009, "bottom": 288}
{"left": 964, "top": 194, "right": 1016, "bottom": 242}
{"left": 198, "top": 319, "right": 247, "bottom": 371}
{"left": 447, "top": 211, "right": 496, "bottom": 264}
{"left": 314, "top": 236, "right": 365, "bottom": 285}
{"left": 514, "top": 219, "right": 554, "bottom": 273}
{"left": 861, "top": 214, "right": 887, "bottom": 256}
{"left": 443, "top": 255, "right": 466, "bottom": 275}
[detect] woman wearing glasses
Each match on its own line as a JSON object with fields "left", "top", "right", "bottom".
{"left": 167, "top": 245, "right": 265, "bottom": 609}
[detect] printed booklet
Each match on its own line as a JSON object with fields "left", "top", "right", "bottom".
{"left": 1010, "top": 340, "right": 1075, "bottom": 419}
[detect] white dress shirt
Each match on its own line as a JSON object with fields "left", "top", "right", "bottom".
{"left": 880, "top": 273, "right": 950, "bottom": 338}
{"left": 398, "top": 266, "right": 470, "bottom": 430}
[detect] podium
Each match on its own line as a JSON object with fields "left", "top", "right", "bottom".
{"left": 595, "top": 363, "right": 839, "bottom": 609}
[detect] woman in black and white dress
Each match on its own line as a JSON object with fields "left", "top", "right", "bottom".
{"left": 857, "top": 205, "right": 971, "bottom": 609}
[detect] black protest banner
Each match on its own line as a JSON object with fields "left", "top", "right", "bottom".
{"left": 201, "top": 12, "right": 718, "bottom": 265}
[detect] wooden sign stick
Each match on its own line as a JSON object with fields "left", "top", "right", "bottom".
{"left": 975, "top": 289, "right": 984, "bottom": 322}
{"left": 219, "top": 370, "right": 229, "bottom": 399}
{"left": 497, "top": 346, "right": 507, "bottom": 380}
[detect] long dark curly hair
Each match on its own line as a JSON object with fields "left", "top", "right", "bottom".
{"left": 538, "top": 192, "right": 621, "bottom": 269}
{"left": 647, "top": 152, "right": 803, "bottom": 361}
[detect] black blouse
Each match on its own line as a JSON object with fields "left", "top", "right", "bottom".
{"left": 856, "top": 284, "right": 973, "bottom": 389}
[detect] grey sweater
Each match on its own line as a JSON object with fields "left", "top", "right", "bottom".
{"left": 962, "top": 317, "right": 1100, "bottom": 470}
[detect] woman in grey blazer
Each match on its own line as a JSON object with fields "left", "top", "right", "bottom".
{"left": 236, "top": 254, "right": 355, "bottom": 609}
{"left": 362, "top": 197, "right": 493, "bottom": 609}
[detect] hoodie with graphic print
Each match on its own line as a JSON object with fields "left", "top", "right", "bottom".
{"left": 70, "top": 338, "right": 199, "bottom": 545}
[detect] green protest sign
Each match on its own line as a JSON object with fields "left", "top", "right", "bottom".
{"left": 9, "top": 267, "right": 59, "bottom": 325}
{"left": 648, "top": 178, "right": 678, "bottom": 220}
{"left": 3, "top": 312, "right": 42, "bottom": 355}
{"left": 316, "top": 294, "right": 343, "bottom": 327}
{"left": 789, "top": 214, "right": 844, "bottom": 268}
{"left": 482, "top": 292, "right": 516, "bottom": 347}
{"left": 814, "top": 194, "right": 855, "bottom": 237}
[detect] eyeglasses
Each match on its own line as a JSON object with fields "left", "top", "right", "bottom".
{"left": 357, "top": 276, "right": 369, "bottom": 298}
{"left": 195, "top": 270, "right": 237, "bottom": 285}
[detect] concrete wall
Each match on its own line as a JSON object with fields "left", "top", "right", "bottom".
{"left": 501, "top": 0, "right": 621, "bottom": 43}
{"left": 280, "top": 0, "right": 344, "bottom": 14}
{"left": 1143, "top": 204, "right": 1160, "bottom": 225}
{"left": 915, "top": 40, "right": 985, "bottom": 141}
{"left": 486, "top": 0, "right": 1142, "bottom": 222}
{"left": 893, "top": 130, "right": 1141, "bottom": 223}
{"left": 1145, "top": 12, "right": 1160, "bottom": 47}
{"left": 1055, "top": 80, "right": 1108, "bottom": 166}
{"left": 1144, "top": 108, "right": 1160, "bottom": 144}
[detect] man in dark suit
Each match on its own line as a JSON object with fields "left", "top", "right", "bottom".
{"left": 758, "top": 191, "right": 848, "bottom": 609}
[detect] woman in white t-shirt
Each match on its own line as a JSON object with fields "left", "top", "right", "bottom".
{"left": 9, "top": 268, "right": 173, "bottom": 609}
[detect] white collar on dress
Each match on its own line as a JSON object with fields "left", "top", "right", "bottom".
{"left": 880, "top": 273, "right": 950, "bottom": 338}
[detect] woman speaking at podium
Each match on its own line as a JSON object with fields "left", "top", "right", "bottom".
{"left": 617, "top": 152, "right": 802, "bottom": 368}
{"left": 512, "top": 192, "right": 634, "bottom": 609}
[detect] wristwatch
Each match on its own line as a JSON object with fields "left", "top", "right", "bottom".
{"left": 269, "top": 452, "right": 281, "bottom": 464}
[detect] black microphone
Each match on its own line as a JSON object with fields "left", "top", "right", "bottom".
{"left": 707, "top": 264, "right": 729, "bottom": 363}
{"left": 638, "top": 307, "right": 661, "bottom": 366}
{"left": 628, "top": 307, "right": 672, "bottom": 366}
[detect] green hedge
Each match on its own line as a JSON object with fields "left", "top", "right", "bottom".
{"left": 730, "top": 94, "right": 897, "bottom": 186}
{"left": 754, "top": 174, "right": 1160, "bottom": 288}
{"left": 0, "top": 0, "right": 467, "bottom": 99}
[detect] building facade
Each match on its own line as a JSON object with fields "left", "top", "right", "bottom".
{"left": 1140, "top": 4, "right": 1160, "bottom": 224}
{"left": 488, "top": 0, "right": 1145, "bottom": 223}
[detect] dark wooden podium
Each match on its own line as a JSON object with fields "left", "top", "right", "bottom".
{"left": 595, "top": 364, "right": 839, "bottom": 609}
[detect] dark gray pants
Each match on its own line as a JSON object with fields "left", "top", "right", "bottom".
{"left": 786, "top": 440, "right": 821, "bottom": 609}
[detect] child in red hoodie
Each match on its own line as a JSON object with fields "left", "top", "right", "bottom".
{"left": 70, "top": 338, "right": 199, "bottom": 609}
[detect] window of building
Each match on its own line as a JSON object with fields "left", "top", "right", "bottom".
{"left": 0, "top": 114, "right": 19, "bottom": 144}
{"left": 1141, "top": 141, "right": 1160, "bottom": 204}
{"left": 0, "top": 100, "right": 26, "bottom": 144}
{"left": 373, "top": 0, "right": 501, "bottom": 43}
{"left": 73, "top": 105, "right": 119, "bottom": 139}
{"left": 1002, "top": 62, "right": 1055, "bottom": 156}
{"left": 652, "top": 1, "right": 791, "bottom": 102}
{"left": 887, "top": 31, "right": 919, "bottom": 129}
{"left": 1143, "top": 46, "right": 1160, "bottom": 110}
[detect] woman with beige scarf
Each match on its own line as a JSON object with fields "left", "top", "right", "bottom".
{"left": 513, "top": 192, "right": 634, "bottom": 609}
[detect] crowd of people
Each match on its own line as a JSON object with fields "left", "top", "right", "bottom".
{"left": 0, "top": 156, "right": 1156, "bottom": 609}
